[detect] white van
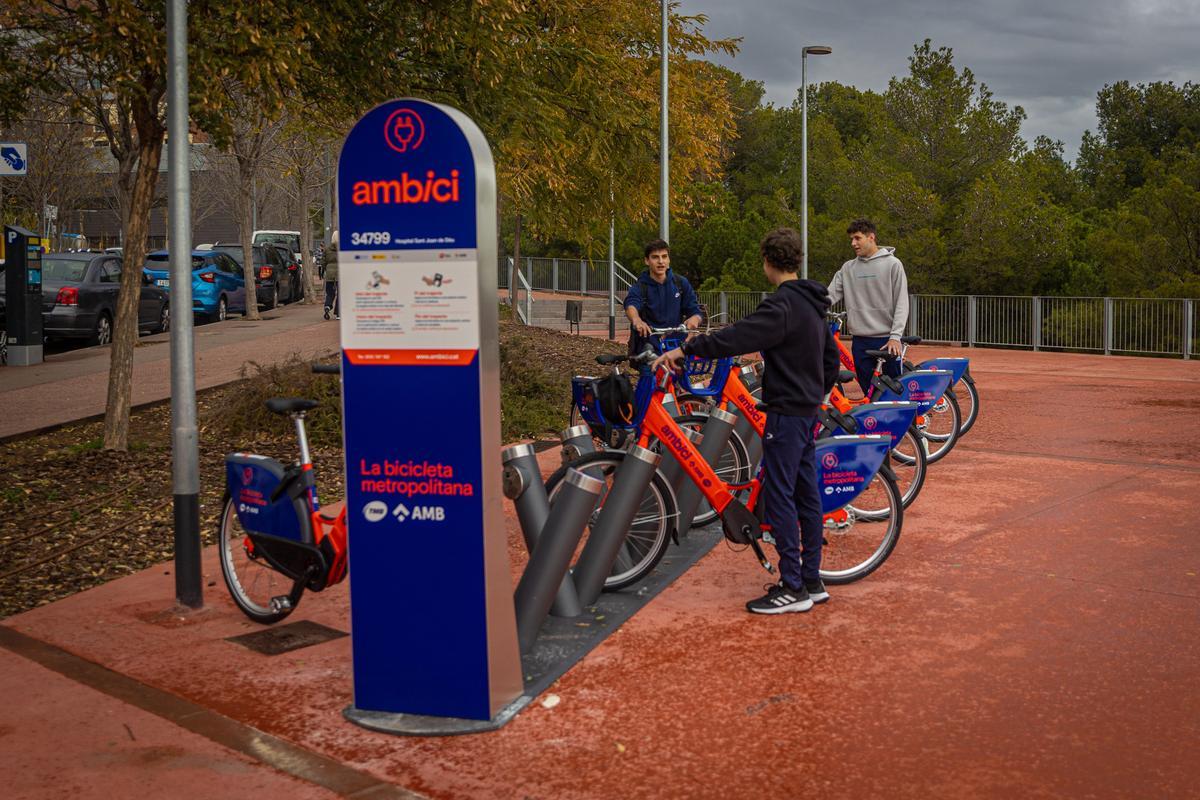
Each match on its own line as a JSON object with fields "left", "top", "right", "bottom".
{"left": 252, "top": 230, "right": 302, "bottom": 258}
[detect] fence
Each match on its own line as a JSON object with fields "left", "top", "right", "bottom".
{"left": 497, "top": 267, "right": 1200, "bottom": 360}
{"left": 497, "top": 256, "right": 638, "bottom": 297}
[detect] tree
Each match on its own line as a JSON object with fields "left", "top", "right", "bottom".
{"left": 272, "top": 110, "right": 338, "bottom": 303}
{"left": 0, "top": 1, "right": 319, "bottom": 450}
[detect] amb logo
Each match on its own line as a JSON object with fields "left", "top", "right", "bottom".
{"left": 393, "top": 503, "right": 446, "bottom": 523}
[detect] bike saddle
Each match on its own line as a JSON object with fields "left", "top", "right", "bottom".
{"left": 900, "top": 336, "right": 922, "bottom": 345}
{"left": 837, "top": 369, "right": 856, "bottom": 384}
{"left": 266, "top": 397, "right": 319, "bottom": 415}
{"left": 596, "top": 354, "right": 625, "bottom": 365}
{"left": 864, "top": 349, "right": 896, "bottom": 360}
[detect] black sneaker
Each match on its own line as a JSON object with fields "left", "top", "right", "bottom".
{"left": 323, "top": 308, "right": 330, "bottom": 320}
{"left": 804, "top": 578, "right": 829, "bottom": 604}
{"left": 746, "top": 582, "right": 813, "bottom": 615}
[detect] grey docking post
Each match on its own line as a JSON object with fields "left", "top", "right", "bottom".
{"left": 737, "top": 365, "right": 763, "bottom": 467}
{"left": 501, "top": 444, "right": 583, "bottom": 618}
{"left": 571, "top": 445, "right": 661, "bottom": 606}
{"left": 674, "top": 407, "right": 738, "bottom": 537}
{"left": 513, "top": 469, "right": 603, "bottom": 654}
{"left": 559, "top": 424, "right": 595, "bottom": 464}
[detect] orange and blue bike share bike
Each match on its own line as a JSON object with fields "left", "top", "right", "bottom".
{"left": 218, "top": 363, "right": 348, "bottom": 624}
{"left": 560, "top": 343, "right": 904, "bottom": 586}
{"left": 827, "top": 311, "right": 977, "bottom": 462}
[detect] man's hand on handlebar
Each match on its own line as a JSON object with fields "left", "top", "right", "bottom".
{"left": 634, "top": 318, "right": 653, "bottom": 338}
{"left": 884, "top": 339, "right": 903, "bottom": 357}
{"left": 652, "top": 347, "right": 686, "bottom": 373}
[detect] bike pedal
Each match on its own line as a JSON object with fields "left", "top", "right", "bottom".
{"left": 269, "top": 596, "right": 293, "bottom": 612}
{"left": 761, "top": 531, "right": 776, "bottom": 545}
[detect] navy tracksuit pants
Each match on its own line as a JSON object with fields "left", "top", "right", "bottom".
{"left": 760, "top": 412, "right": 823, "bottom": 589}
{"left": 851, "top": 335, "right": 901, "bottom": 396}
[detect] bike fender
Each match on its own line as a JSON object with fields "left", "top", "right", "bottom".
{"left": 225, "top": 453, "right": 309, "bottom": 543}
{"left": 848, "top": 402, "right": 919, "bottom": 449}
{"left": 915, "top": 357, "right": 969, "bottom": 385}
{"left": 816, "top": 435, "right": 892, "bottom": 514}
{"left": 872, "top": 369, "right": 954, "bottom": 413}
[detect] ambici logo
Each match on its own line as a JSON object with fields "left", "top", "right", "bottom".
{"left": 821, "top": 452, "right": 839, "bottom": 470}
{"left": 908, "top": 379, "right": 919, "bottom": 393}
{"left": 863, "top": 416, "right": 878, "bottom": 431}
{"left": 241, "top": 467, "right": 254, "bottom": 485}
{"left": 384, "top": 108, "right": 425, "bottom": 153}
{"left": 351, "top": 171, "right": 461, "bottom": 205}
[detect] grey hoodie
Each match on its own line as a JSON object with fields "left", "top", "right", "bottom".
{"left": 827, "top": 246, "right": 909, "bottom": 339}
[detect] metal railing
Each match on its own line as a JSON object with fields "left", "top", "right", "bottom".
{"left": 906, "top": 294, "right": 1198, "bottom": 359}
{"left": 497, "top": 256, "right": 638, "bottom": 298}
{"left": 496, "top": 272, "right": 1199, "bottom": 359}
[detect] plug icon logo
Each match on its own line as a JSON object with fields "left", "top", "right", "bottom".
{"left": 384, "top": 109, "right": 425, "bottom": 154}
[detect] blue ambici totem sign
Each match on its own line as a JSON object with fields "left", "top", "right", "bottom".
{"left": 337, "top": 99, "right": 521, "bottom": 723}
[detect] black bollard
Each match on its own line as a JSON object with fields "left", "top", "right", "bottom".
{"left": 502, "top": 444, "right": 584, "bottom": 618}
{"left": 675, "top": 407, "right": 737, "bottom": 537}
{"left": 513, "top": 468, "right": 603, "bottom": 654}
{"left": 571, "top": 446, "right": 661, "bottom": 605}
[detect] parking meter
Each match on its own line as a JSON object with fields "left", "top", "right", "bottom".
{"left": 4, "top": 225, "right": 43, "bottom": 366}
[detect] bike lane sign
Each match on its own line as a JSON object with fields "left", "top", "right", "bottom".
{"left": 337, "top": 99, "right": 521, "bottom": 726}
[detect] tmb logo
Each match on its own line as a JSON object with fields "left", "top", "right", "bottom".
{"left": 821, "top": 452, "right": 839, "bottom": 470}
{"left": 384, "top": 108, "right": 425, "bottom": 153}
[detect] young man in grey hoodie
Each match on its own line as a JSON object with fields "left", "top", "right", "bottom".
{"left": 827, "top": 219, "right": 909, "bottom": 394}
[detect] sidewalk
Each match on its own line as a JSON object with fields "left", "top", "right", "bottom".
{"left": 2, "top": 347, "right": 1198, "bottom": 798}
{"left": 0, "top": 303, "right": 339, "bottom": 440}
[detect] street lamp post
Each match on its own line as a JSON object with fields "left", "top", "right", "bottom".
{"left": 660, "top": 0, "right": 669, "bottom": 243}
{"left": 801, "top": 45, "right": 831, "bottom": 280}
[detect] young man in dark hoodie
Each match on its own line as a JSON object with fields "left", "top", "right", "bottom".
{"left": 653, "top": 228, "right": 838, "bottom": 614}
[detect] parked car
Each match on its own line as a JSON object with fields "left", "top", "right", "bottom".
{"left": 268, "top": 243, "right": 305, "bottom": 302}
{"left": 40, "top": 252, "right": 170, "bottom": 345}
{"left": 143, "top": 249, "right": 247, "bottom": 322}
{"left": 212, "top": 243, "right": 296, "bottom": 309}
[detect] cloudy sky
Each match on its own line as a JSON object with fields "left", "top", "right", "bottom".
{"left": 679, "top": 0, "right": 1200, "bottom": 160}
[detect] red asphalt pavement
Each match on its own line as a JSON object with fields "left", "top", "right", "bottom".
{"left": 2, "top": 346, "right": 1199, "bottom": 798}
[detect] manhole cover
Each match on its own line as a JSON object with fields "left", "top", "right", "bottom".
{"left": 226, "top": 620, "right": 348, "bottom": 655}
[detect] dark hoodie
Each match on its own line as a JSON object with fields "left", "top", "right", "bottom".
{"left": 681, "top": 279, "right": 839, "bottom": 416}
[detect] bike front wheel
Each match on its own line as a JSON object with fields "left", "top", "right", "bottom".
{"left": 544, "top": 451, "right": 678, "bottom": 591}
{"left": 218, "top": 495, "right": 302, "bottom": 624}
{"left": 820, "top": 469, "right": 903, "bottom": 584}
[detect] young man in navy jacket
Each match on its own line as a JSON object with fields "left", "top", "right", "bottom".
{"left": 624, "top": 239, "right": 703, "bottom": 356}
{"left": 653, "top": 228, "right": 839, "bottom": 614}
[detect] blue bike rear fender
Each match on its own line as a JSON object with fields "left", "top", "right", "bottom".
{"left": 872, "top": 369, "right": 954, "bottom": 413}
{"left": 225, "top": 453, "right": 309, "bottom": 543}
{"left": 816, "top": 434, "right": 892, "bottom": 514}
{"left": 848, "top": 402, "right": 919, "bottom": 449}
{"left": 915, "top": 357, "right": 969, "bottom": 385}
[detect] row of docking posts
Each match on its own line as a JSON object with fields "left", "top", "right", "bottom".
{"left": 501, "top": 365, "right": 762, "bottom": 654}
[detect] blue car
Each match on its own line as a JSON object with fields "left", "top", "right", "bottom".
{"left": 143, "top": 249, "right": 247, "bottom": 322}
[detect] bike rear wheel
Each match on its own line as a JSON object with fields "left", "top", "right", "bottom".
{"left": 218, "top": 495, "right": 302, "bottom": 624}
{"left": 904, "top": 360, "right": 979, "bottom": 437}
{"left": 544, "top": 451, "right": 677, "bottom": 591}
{"left": 821, "top": 469, "right": 903, "bottom": 584}
{"left": 917, "top": 389, "right": 962, "bottom": 464}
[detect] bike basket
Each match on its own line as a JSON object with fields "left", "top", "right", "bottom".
{"left": 571, "top": 373, "right": 637, "bottom": 429}
{"left": 658, "top": 334, "right": 734, "bottom": 397}
{"left": 815, "top": 434, "right": 891, "bottom": 514}
{"left": 225, "top": 454, "right": 310, "bottom": 544}
{"left": 872, "top": 369, "right": 953, "bottom": 414}
{"left": 848, "top": 402, "right": 919, "bottom": 449}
